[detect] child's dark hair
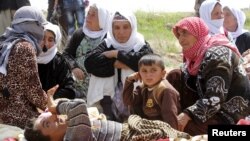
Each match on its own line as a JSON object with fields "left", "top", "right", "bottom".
{"left": 24, "top": 118, "right": 51, "bottom": 141}
{"left": 138, "top": 54, "right": 165, "bottom": 70}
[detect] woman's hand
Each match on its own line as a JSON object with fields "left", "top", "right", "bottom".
{"left": 102, "top": 50, "right": 118, "bottom": 58}
{"left": 114, "top": 60, "right": 129, "bottom": 69}
{"left": 47, "top": 85, "right": 59, "bottom": 114}
{"left": 72, "top": 68, "right": 84, "bottom": 81}
{"left": 177, "top": 112, "right": 191, "bottom": 131}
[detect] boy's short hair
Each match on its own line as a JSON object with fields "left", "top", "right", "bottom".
{"left": 138, "top": 54, "right": 165, "bottom": 70}
{"left": 24, "top": 118, "right": 51, "bottom": 141}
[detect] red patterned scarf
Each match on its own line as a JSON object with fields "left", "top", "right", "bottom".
{"left": 173, "top": 17, "right": 240, "bottom": 76}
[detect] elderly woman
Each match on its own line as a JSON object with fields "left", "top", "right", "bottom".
{"left": 223, "top": 5, "right": 250, "bottom": 54}
{"left": 167, "top": 17, "right": 250, "bottom": 135}
{"left": 63, "top": 3, "right": 110, "bottom": 99}
{"left": 84, "top": 10, "right": 153, "bottom": 121}
{"left": 199, "top": 0, "right": 225, "bottom": 35}
{"left": 37, "top": 22, "right": 78, "bottom": 99}
{"left": 0, "top": 6, "right": 48, "bottom": 128}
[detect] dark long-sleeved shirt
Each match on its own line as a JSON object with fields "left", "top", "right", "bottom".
{"left": 38, "top": 52, "right": 77, "bottom": 99}
{"left": 62, "top": 28, "right": 86, "bottom": 69}
{"left": 84, "top": 41, "right": 153, "bottom": 77}
{"left": 235, "top": 32, "right": 250, "bottom": 54}
{"left": 0, "top": 0, "right": 30, "bottom": 10}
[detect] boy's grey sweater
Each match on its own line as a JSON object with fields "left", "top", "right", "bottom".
{"left": 57, "top": 99, "right": 93, "bottom": 141}
{"left": 57, "top": 99, "right": 122, "bottom": 141}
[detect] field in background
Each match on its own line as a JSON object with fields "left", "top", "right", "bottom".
{"left": 136, "top": 10, "right": 250, "bottom": 69}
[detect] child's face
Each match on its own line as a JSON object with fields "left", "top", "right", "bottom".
{"left": 139, "top": 64, "right": 166, "bottom": 88}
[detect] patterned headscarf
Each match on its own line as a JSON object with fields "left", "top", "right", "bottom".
{"left": 105, "top": 10, "right": 145, "bottom": 52}
{"left": 173, "top": 17, "right": 240, "bottom": 76}
{"left": 0, "top": 6, "right": 46, "bottom": 75}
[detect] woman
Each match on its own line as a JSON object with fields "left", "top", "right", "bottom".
{"left": 199, "top": 0, "right": 225, "bottom": 35}
{"left": 167, "top": 17, "right": 250, "bottom": 135}
{"left": 0, "top": 6, "right": 48, "bottom": 129}
{"left": 84, "top": 10, "right": 153, "bottom": 121}
{"left": 223, "top": 5, "right": 250, "bottom": 54}
{"left": 37, "top": 22, "right": 78, "bottom": 99}
{"left": 63, "top": 4, "right": 110, "bottom": 99}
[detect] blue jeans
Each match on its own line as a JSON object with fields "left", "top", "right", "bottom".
{"left": 63, "top": 0, "right": 85, "bottom": 36}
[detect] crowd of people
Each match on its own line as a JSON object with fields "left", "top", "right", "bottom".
{"left": 0, "top": 0, "right": 250, "bottom": 141}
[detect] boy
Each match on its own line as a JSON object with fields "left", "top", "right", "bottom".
{"left": 24, "top": 84, "right": 189, "bottom": 141}
{"left": 123, "top": 54, "right": 180, "bottom": 129}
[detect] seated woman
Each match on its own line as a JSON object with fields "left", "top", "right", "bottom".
{"left": 223, "top": 5, "right": 250, "bottom": 54}
{"left": 0, "top": 6, "right": 48, "bottom": 129}
{"left": 84, "top": 10, "right": 153, "bottom": 121}
{"left": 37, "top": 22, "right": 78, "bottom": 99}
{"left": 62, "top": 4, "right": 110, "bottom": 99}
{"left": 199, "top": 0, "right": 225, "bottom": 35}
{"left": 167, "top": 17, "right": 250, "bottom": 136}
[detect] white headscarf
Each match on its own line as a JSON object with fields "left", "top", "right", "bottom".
{"left": 199, "top": 0, "right": 224, "bottom": 35}
{"left": 37, "top": 22, "right": 61, "bottom": 64}
{"left": 224, "top": 6, "right": 248, "bottom": 41}
{"left": 105, "top": 10, "right": 145, "bottom": 52}
{"left": 82, "top": 4, "right": 110, "bottom": 40}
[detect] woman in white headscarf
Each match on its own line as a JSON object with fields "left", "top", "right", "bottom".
{"left": 84, "top": 10, "right": 153, "bottom": 122}
{"left": 199, "top": 0, "right": 225, "bottom": 35}
{"left": 37, "top": 22, "right": 78, "bottom": 99}
{"left": 223, "top": 6, "right": 250, "bottom": 79}
{"left": 223, "top": 5, "right": 250, "bottom": 54}
{"left": 63, "top": 3, "right": 110, "bottom": 99}
{"left": 0, "top": 6, "right": 48, "bottom": 129}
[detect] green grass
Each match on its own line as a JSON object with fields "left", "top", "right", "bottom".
{"left": 244, "top": 9, "right": 250, "bottom": 29}
{"left": 136, "top": 11, "right": 193, "bottom": 54}
{"left": 135, "top": 11, "right": 193, "bottom": 68}
{"left": 135, "top": 9, "right": 250, "bottom": 68}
